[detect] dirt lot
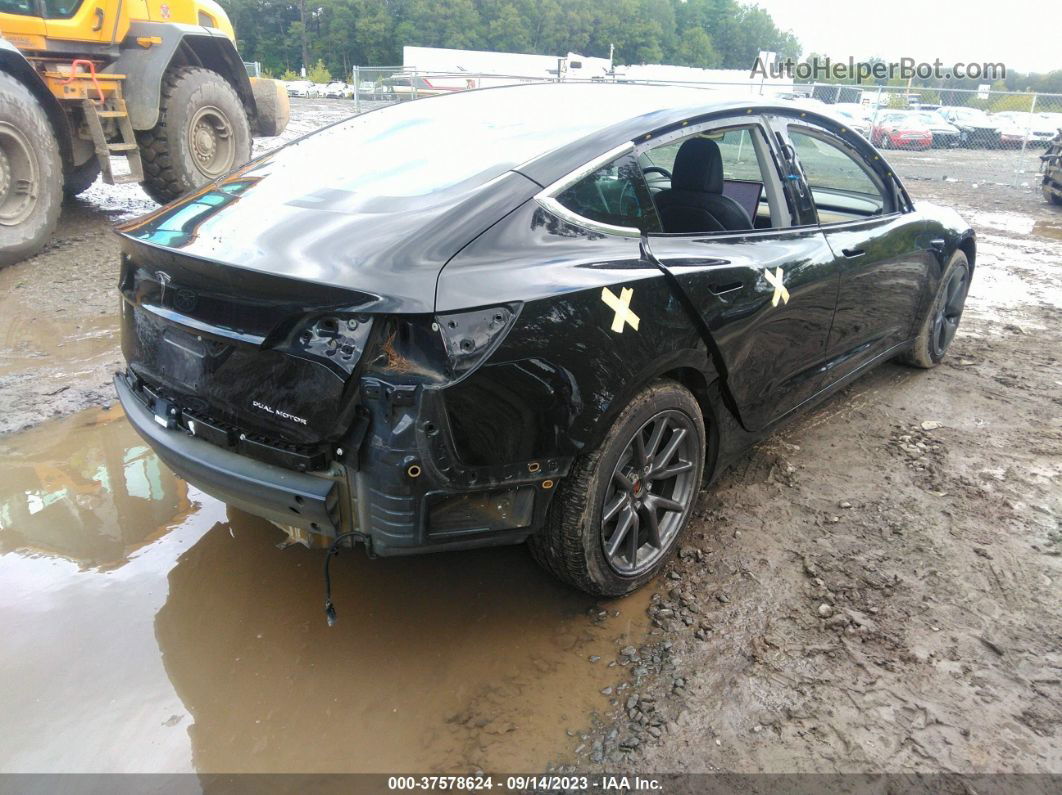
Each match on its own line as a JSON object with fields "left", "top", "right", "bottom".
{"left": 0, "top": 99, "right": 1059, "bottom": 778}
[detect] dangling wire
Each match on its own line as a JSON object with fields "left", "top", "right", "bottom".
{"left": 323, "top": 531, "right": 369, "bottom": 627}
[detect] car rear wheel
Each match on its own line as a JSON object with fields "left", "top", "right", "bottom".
{"left": 528, "top": 381, "right": 705, "bottom": 596}
{"left": 899, "top": 250, "right": 970, "bottom": 369}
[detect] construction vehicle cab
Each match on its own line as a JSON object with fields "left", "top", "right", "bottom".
{"left": 0, "top": 0, "right": 289, "bottom": 265}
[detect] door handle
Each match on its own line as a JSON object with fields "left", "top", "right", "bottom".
{"left": 841, "top": 247, "right": 866, "bottom": 259}
{"left": 708, "top": 279, "right": 743, "bottom": 295}
{"left": 92, "top": 7, "right": 105, "bottom": 31}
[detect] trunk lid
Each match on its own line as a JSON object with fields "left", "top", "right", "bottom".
{"left": 115, "top": 115, "right": 541, "bottom": 449}
{"left": 119, "top": 241, "right": 377, "bottom": 448}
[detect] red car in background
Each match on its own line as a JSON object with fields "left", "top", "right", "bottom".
{"left": 871, "top": 111, "right": 933, "bottom": 150}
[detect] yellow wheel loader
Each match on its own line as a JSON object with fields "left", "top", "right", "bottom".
{"left": 0, "top": 0, "right": 289, "bottom": 266}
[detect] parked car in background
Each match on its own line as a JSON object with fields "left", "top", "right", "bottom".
{"left": 871, "top": 111, "right": 933, "bottom": 150}
{"left": 937, "top": 107, "right": 1002, "bottom": 148}
{"left": 830, "top": 107, "right": 872, "bottom": 139}
{"left": 286, "top": 81, "right": 318, "bottom": 98}
{"left": 323, "top": 82, "right": 354, "bottom": 99}
{"left": 832, "top": 102, "right": 872, "bottom": 119}
{"left": 913, "top": 111, "right": 961, "bottom": 148}
{"left": 112, "top": 84, "right": 974, "bottom": 607}
{"left": 991, "top": 112, "right": 1057, "bottom": 147}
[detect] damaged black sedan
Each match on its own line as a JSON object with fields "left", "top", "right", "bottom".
{"left": 114, "top": 84, "right": 975, "bottom": 605}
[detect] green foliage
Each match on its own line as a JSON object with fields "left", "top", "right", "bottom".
{"left": 307, "top": 59, "right": 332, "bottom": 83}
{"left": 215, "top": 0, "right": 802, "bottom": 77}
{"left": 281, "top": 68, "right": 299, "bottom": 81}
{"left": 673, "top": 27, "right": 719, "bottom": 69}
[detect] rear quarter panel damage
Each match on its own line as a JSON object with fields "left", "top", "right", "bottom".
{"left": 436, "top": 201, "right": 720, "bottom": 471}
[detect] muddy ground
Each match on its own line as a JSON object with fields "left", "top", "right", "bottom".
{"left": 0, "top": 98, "right": 1059, "bottom": 778}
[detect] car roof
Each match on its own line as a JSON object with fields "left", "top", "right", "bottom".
{"left": 407, "top": 82, "right": 846, "bottom": 185}
{"left": 412, "top": 81, "right": 797, "bottom": 127}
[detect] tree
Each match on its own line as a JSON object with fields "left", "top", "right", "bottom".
{"left": 215, "top": 0, "right": 805, "bottom": 76}
{"left": 482, "top": 1, "right": 533, "bottom": 53}
{"left": 673, "top": 27, "right": 718, "bottom": 69}
{"left": 298, "top": 0, "right": 310, "bottom": 70}
{"left": 308, "top": 59, "right": 332, "bottom": 83}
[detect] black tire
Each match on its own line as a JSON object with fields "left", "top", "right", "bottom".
{"left": 529, "top": 381, "right": 706, "bottom": 596}
{"left": 1045, "top": 183, "right": 1062, "bottom": 206}
{"left": 63, "top": 154, "right": 100, "bottom": 197}
{"left": 137, "top": 67, "right": 251, "bottom": 204}
{"left": 0, "top": 72, "right": 62, "bottom": 268}
{"left": 899, "top": 250, "right": 971, "bottom": 369}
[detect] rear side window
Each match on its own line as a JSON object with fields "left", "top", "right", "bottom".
{"left": 555, "top": 153, "right": 661, "bottom": 233}
{"left": 788, "top": 127, "right": 889, "bottom": 222}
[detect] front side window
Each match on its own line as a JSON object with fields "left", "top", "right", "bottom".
{"left": 636, "top": 124, "right": 784, "bottom": 235}
{"left": 554, "top": 153, "right": 660, "bottom": 233}
{"left": 788, "top": 127, "right": 889, "bottom": 223}
{"left": 644, "top": 127, "right": 765, "bottom": 183}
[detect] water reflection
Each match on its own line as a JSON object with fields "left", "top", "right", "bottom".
{"left": 0, "top": 407, "right": 190, "bottom": 569}
{"left": 0, "top": 408, "right": 649, "bottom": 774}
{"left": 157, "top": 507, "right": 648, "bottom": 773}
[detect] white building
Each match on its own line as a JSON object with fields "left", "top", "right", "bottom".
{"left": 401, "top": 45, "right": 794, "bottom": 95}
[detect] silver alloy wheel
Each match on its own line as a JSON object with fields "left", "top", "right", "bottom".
{"left": 189, "top": 105, "right": 235, "bottom": 179}
{"left": 0, "top": 121, "right": 39, "bottom": 227}
{"left": 600, "top": 409, "right": 698, "bottom": 576}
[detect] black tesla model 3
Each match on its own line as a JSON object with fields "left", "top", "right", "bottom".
{"left": 114, "top": 83, "right": 975, "bottom": 600}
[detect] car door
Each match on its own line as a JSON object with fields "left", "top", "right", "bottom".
{"left": 638, "top": 116, "right": 841, "bottom": 432}
{"left": 780, "top": 120, "right": 934, "bottom": 384}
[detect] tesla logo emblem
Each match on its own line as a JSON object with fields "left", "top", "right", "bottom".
{"left": 764, "top": 267, "right": 790, "bottom": 307}
{"left": 174, "top": 288, "right": 197, "bottom": 313}
{"left": 601, "top": 286, "right": 640, "bottom": 333}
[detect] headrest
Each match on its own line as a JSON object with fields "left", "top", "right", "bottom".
{"left": 670, "top": 137, "right": 724, "bottom": 194}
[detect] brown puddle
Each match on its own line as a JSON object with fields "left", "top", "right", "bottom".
{"left": 0, "top": 408, "right": 650, "bottom": 773}
{"left": 0, "top": 307, "right": 118, "bottom": 381}
{"left": 1032, "top": 220, "right": 1062, "bottom": 241}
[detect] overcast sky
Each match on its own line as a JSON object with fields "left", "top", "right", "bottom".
{"left": 750, "top": 0, "right": 1060, "bottom": 75}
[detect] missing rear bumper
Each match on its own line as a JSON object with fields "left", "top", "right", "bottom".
{"left": 116, "top": 372, "right": 343, "bottom": 534}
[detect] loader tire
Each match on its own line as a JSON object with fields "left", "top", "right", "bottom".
{"left": 137, "top": 67, "right": 251, "bottom": 204}
{"left": 63, "top": 154, "right": 100, "bottom": 197}
{"left": 0, "top": 72, "right": 62, "bottom": 268}
{"left": 1045, "top": 182, "right": 1062, "bottom": 206}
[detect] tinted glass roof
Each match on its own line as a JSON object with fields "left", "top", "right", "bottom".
{"left": 269, "top": 83, "right": 744, "bottom": 201}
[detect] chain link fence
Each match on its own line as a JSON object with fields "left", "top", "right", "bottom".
{"left": 284, "top": 67, "right": 1062, "bottom": 194}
